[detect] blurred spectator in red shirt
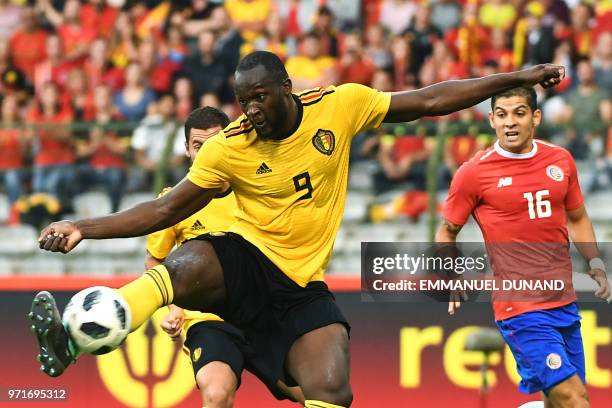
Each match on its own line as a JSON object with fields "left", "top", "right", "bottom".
{"left": 138, "top": 38, "right": 181, "bottom": 94}
{"left": 109, "top": 11, "right": 139, "bottom": 69}
{"left": 0, "top": 0, "right": 21, "bottom": 39}
{"left": 338, "top": 32, "right": 375, "bottom": 86}
{"left": 445, "top": 2, "right": 489, "bottom": 76}
{"left": 83, "top": 38, "right": 125, "bottom": 92}
{"left": 9, "top": 6, "right": 47, "bottom": 82}
{"left": 80, "top": 0, "right": 119, "bottom": 39}
{"left": 27, "top": 81, "right": 76, "bottom": 201}
{"left": 33, "top": 34, "right": 76, "bottom": 95}
{"left": 77, "top": 84, "right": 128, "bottom": 212}
{"left": 159, "top": 25, "right": 189, "bottom": 65}
{"left": 390, "top": 35, "right": 415, "bottom": 90}
{"left": 112, "top": 61, "right": 156, "bottom": 122}
{"left": 40, "top": 0, "right": 97, "bottom": 63}
{"left": 481, "top": 29, "right": 514, "bottom": 73}
{"left": 419, "top": 41, "right": 468, "bottom": 87}
{"left": 570, "top": 3, "right": 594, "bottom": 59}
{"left": 62, "top": 67, "right": 91, "bottom": 123}
{"left": 364, "top": 24, "right": 392, "bottom": 70}
{"left": 0, "top": 94, "right": 28, "bottom": 204}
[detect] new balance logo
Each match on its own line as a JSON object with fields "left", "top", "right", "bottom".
{"left": 256, "top": 162, "right": 272, "bottom": 174}
{"left": 497, "top": 177, "right": 512, "bottom": 188}
{"left": 191, "top": 220, "right": 205, "bottom": 231}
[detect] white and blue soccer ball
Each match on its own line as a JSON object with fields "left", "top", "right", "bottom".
{"left": 62, "top": 286, "right": 131, "bottom": 355}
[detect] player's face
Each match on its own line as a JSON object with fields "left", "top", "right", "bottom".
{"left": 489, "top": 96, "right": 541, "bottom": 154}
{"left": 235, "top": 65, "right": 291, "bottom": 140}
{"left": 186, "top": 126, "right": 222, "bottom": 162}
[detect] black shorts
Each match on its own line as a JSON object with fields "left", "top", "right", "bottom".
{"left": 191, "top": 232, "right": 350, "bottom": 400}
{"left": 184, "top": 320, "right": 246, "bottom": 388}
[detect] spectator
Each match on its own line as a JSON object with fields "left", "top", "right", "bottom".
{"left": 9, "top": 6, "right": 48, "bottom": 82}
{"left": 373, "top": 124, "right": 433, "bottom": 194}
{"left": 402, "top": 4, "right": 441, "bottom": 82}
{"left": 570, "top": 2, "right": 594, "bottom": 59}
{"left": 200, "top": 92, "right": 221, "bottom": 109}
{"left": 478, "top": 0, "right": 517, "bottom": 31}
{"left": 430, "top": 0, "right": 461, "bottom": 33}
{"left": 27, "top": 81, "right": 76, "bottom": 203}
{"left": 173, "top": 76, "right": 194, "bottom": 121}
{"left": 210, "top": 6, "right": 243, "bottom": 74}
{"left": 379, "top": 0, "right": 417, "bottom": 36}
{"left": 62, "top": 68, "right": 91, "bottom": 123}
{"left": 77, "top": 84, "right": 128, "bottom": 212}
{"left": 224, "top": 0, "right": 271, "bottom": 43}
{"left": 419, "top": 42, "right": 468, "bottom": 87}
{"left": 83, "top": 38, "right": 125, "bottom": 92}
{"left": 129, "top": 93, "right": 185, "bottom": 193}
{"left": 182, "top": 29, "right": 234, "bottom": 103}
{"left": 364, "top": 24, "right": 392, "bottom": 70}
{"left": 0, "top": 94, "right": 27, "bottom": 204}
{"left": 168, "top": 0, "right": 221, "bottom": 40}
{"left": 159, "top": 25, "right": 188, "bottom": 65}
{"left": 337, "top": 32, "right": 375, "bottom": 86}
{"left": 113, "top": 61, "right": 156, "bottom": 122}
{"left": 285, "top": 32, "right": 337, "bottom": 91}
{"left": 0, "top": 0, "right": 22, "bottom": 39}
{"left": 481, "top": 29, "right": 514, "bottom": 73}
{"left": 390, "top": 35, "right": 414, "bottom": 90}
{"left": 312, "top": 6, "right": 339, "bottom": 57}
{"left": 513, "top": 1, "right": 555, "bottom": 68}
{"left": 138, "top": 38, "right": 182, "bottom": 94}
{"left": 109, "top": 11, "right": 138, "bottom": 69}
{"left": 33, "top": 34, "right": 76, "bottom": 94}
{"left": 80, "top": 0, "right": 119, "bottom": 39}
{"left": 592, "top": 31, "right": 612, "bottom": 91}
{"left": 445, "top": 2, "right": 489, "bottom": 75}
{"left": 249, "top": 12, "right": 293, "bottom": 61}
{"left": 39, "top": 0, "right": 97, "bottom": 63}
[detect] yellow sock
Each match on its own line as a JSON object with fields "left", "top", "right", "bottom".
{"left": 305, "top": 401, "right": 346, "bottom": 408}
{"left": 117, "top": 265, "right": 174, "bottom": 331}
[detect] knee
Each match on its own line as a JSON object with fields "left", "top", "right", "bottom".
{"left": 554, "top": 387, "right": 589, "bottom": 408}
{"left": 198, "top": 381, "right": 235, "bottom": 408}
{"left": 305, "top": 376, "right": 353, "bottom": 407}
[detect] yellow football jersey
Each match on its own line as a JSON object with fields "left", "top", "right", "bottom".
{"left": 188, "top": 83, "right": 391, "bottom": 286}
{"left": 146, "top": 187, "right": 238, "bottom": 333}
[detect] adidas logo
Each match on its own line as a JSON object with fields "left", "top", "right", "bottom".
{"left": 256, "top": 162, "right": 272, "bottom": 174}
{"left": 191, "top": 220, "right": 205, "bottom": 231}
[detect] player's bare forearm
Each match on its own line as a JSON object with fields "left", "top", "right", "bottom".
{"left": 435, "top": 220, "right": 462, "bottom": 243}
{"left": 385, "top": 64, "right": 564, "bottom": 123}
{"left": 567, "top": 206, "right": 600, "bottom": 261}
{"left": 77, "top": 179, "right": 217, "bottom": 239}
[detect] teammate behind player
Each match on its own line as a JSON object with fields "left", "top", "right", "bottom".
{"left": 35, "top": 52, "right": 566, "bottom": 407}
{"left": 146, "top": 106, "right": 246, "bottom": 408}
{"left": 436, "top": 87, "right": 611, "bottom": 408}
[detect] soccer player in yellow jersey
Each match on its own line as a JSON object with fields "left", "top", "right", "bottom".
{"left": 34, "top": 51, "right": 565, "bottom": 407}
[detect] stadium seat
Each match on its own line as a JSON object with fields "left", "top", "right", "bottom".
{"left": 0, "top": 224, "right": 38, "bottom": 255}
{"left": 0, "top": 194, "right": 9, "bottom": 223}
{"left": 0, "top": 258, "right": 14, "bottom": 275}
{"left": 585, "top": 191, "right": 612, "bottom": 222}
{"left": 343, "top": 192, "right": 370, "bottom": 223}
{"left": 87, "top": 237, "right": 144, "bottom": 256}
{"left": 66, "top": 257, "right": 116, "bottom": 276}
{"left": 74, "top": 192, "right": 112, "bottom": 218}
{"left": 119, "top": 192, "right": 156, "bottom": 212}
{"left": 19, "top": 254, "right": 65, "bottom": 276}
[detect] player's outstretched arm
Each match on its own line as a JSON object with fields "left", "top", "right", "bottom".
{"left": 435, "top": 220, "right": 468, "bottom": 315}
{"left": 384, "top": 64, "right": 565, "bottom": 123}
{"left": 38, "top": 179, "right": 219, "bottom": 253}
{"left": 567, "top": 206, "right": 612, "bottom": 302}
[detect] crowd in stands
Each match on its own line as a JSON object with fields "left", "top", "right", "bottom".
{"left": 0, "top": 0, "right": 609, "bottom": 226}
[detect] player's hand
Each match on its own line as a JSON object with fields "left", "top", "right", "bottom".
{"left": 588, "top": 268, "right": 611, "bottom": 302}
{"left": 160, "top": 305, "right": 184, "bottom": 340}
{"left": 522, "top": 64, "right": 565, "bottom": 88}
{"left": 448, "top": 289, "right": 468, "bottom": 315}
{"left": 38, "top": 221, "right": 82, "bottom": 253}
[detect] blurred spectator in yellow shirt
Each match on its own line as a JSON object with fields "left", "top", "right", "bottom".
{"left": 224, "top": 0, "right": 271, "bottom": 43}
{"left": 285, "top": 32, "right": 337, "bottom": 91}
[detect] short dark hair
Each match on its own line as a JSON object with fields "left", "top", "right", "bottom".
{"left": 491, "top": 87, "right": 538, "bottom": 112}
{"left": 236, "top": 51, "right": 289, "bottom": 84}
{"left": 184, "top": 106, "right": 230, "bottom": 143}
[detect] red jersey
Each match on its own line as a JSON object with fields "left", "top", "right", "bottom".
{"left": 27, "top": 108, "right": 75, "bottom": 166}
{"left": 443, "top": 140, "right": 584, "bottom": 320}
{"left": 9, "top": 29, "right": 48, "bottom": 80}
{"left": 0, "top": 127, "right": 25, "bottom": 169}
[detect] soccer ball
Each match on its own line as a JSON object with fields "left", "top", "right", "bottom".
{"left": 62, "top": 286, "right": 131, "bottom": 355}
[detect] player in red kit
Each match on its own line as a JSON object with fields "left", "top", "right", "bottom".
{"left": 437, "top": 87, "right": 610, "bottom": 408}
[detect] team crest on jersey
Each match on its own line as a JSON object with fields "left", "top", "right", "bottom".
{"left": 192, "top": 347, "right": 202, "bottom": 362}
{"left": 312, "top": 129, "right": 335, "bottom": 156}
{"left": 546, "top": 165, "right": 564, "bottom": 182}
{"left": 546, "top": 353, "right": 562, "bottom": 370}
